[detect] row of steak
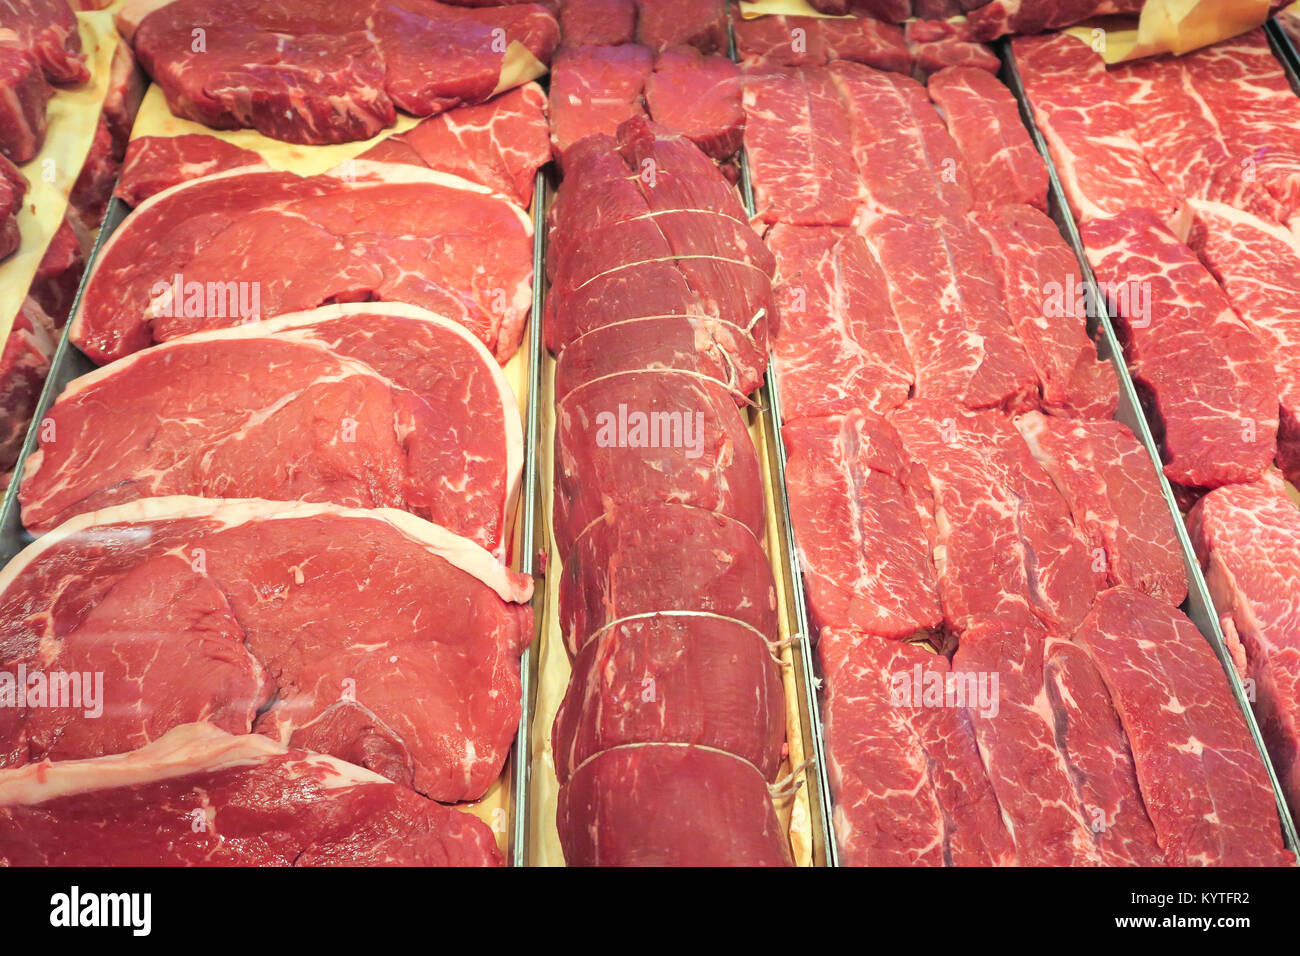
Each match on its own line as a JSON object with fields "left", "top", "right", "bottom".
{"left": 545, "top": 116, "right": 793, "bottom": 866}
{"left": 742, "top": 48, "right": 1293, "bottom": 865}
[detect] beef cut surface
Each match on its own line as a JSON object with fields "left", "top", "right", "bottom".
{"left": 1, "top": 0, "right": 88, "bottom": 86}
{"left": 114, "top": 134, "right": 268, "bottom": 206}
{"left": 819, "top": 630, "right": 1013, "bottom": 867}
{"left": 783, "top": 410, "right": 940, "bottom": 638}
{"left": 548, "top": 44, "right": 653, "bottom": 162}
{"left": 1072, "top": 587, "right": 1292, "bottom": 866}
{"left": 1189, "top": 475, "right": 1300, "bottom": 821}
{"left": 0, "top": 156, "right": 26, "bottom": 260}
{"left": 0, "top": 497, "right": 533, "bottom": 803}
{"left": 72, "top": 162, "right": 534, "bottom": 364}
{"left": 21, "top": 304, "right": 522, "bottom": 556}
{"left": 644, "top": 46, "right": 743, "bottom": 161}
{"left": 126, "top": 0, "right": 559, "bottom": 144}
{"left": 732, "top": 12, "right": 911, "bottom": 74}
{"left": 1185, "top": 200, "right": 1300, "bottom": 484}
{"left": 768, "top": 224, "right": 912, "bottom": 421}
{"left": 0, "top": 723, "right": 502, "bottom": 866}
{"left": 0, "top": 299, "right": 56, "bottom": 484}
{"left": 0, "top": 41, "right": 52, "bottom": 163}
{"left": 1082, "top": 209, "right": 1277, "bottom": 489}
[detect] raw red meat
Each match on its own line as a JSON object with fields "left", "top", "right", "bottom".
{"left": 861, "top": 214, "right": 1036, "bottom": 411}
{"left": 1082, "top": 209, "right": 1277, "bottom": 489}
{"left": 768, "top": 224, "right": 911, "bottom": 421}
{"left": 928, "top": 66, "right": 1048, "bottom": 212}
{"left": 68, "top": 40, "right": 144, "bottom": 236}
{"left": 955, "top": 609, "right": 1106, "bottom": 866}
{"left": 644, "top": 46, "right": 742, "bottom": 160}
{"left": 1188, "top": 474, "right": 1300, "bottom": 821}
{"left": 906, "top": 19, "right": 999, "bottom": 78}
{"left": 742, "top": 66, "right": 860, "bottom": 226}
{"left": 0, "top": 299, "right": 56, "bottom": 483}
{"left": 556, "top": 744, "right": 792, "bottom": 866}
{"left": 806, "top": 0, "right": 911, "bottom": 16}
{"left": 1042, "top": 638, "right": 1167, "bottom": 866}
{"left": 28, "top": 215, "right": 81, "bottom": 322}
{"left": 558, "top": 502, "right": 778, "bottom": 657}
{"left": 0, "top": 724, "right": 503, "bottom": 866}
{"left": 21, "top": 304, "right": 522, "bottom": 556}
{"left": 971, "top": 203, "right": 1116, "bottom": 418}
{"left": 1072, "top": 587, "right": 1292, "bottom": 866}
{"left": 0, "top": 496, "right": 533, "bottom": 802}
{"left": 732, "top": 13, "right": 910, "bottom": 73}
{"left": 552, "top": 370, "right": 765, "bottom": 559}
{"left": 359, "top": 83, "right": 549, "bottom": 207}
{"left": 0, "top": 40, "right": 51, "bottom": 163}
{"left": 127, "top": 0, "right": 558, "bottom": 144}
{"left": 553, "top": 314, "right": 766, "bottom": 403}
{"left": 1108, "top": 48, "right": 1285, "bottom": 224}
{"left": 968, "top": 0, "right": 1145, "bottom": 40}
{"left": 891, "top": 401, "right": 1098, "bottom": 633}
{"left": 1013, "top": 33, "right": 1178, "bottom": 226}
{"left": 1175, "top": 30, "right": 1300, "bottom": 223}
{"left": 114, "top": 134, "right": 268, "bottom": 206}
{"left": 0, "top": 155, "right": 25, "bottom": 260}
{"left": 830, "top": 61, "right": 972, "bottom": 221}
{"left": 1184, "top": 200, "right": 1300, "bottom": 484}
{"left": 819, "top": 630, "right": 1014, "bottom": 867}
{"left": 784, "top": 410, "right": 941, "bottom": 638}
{"left": 1, "top": 0, "right": 88, "bottom": 85}
{"left": 634, "top": 0, "right": 726, "bottom": 54}
{"left": 71, "top": 162, "right": 534, "bottom": 363}
{"left": 548, "top": 44, "right": 652, "bottom": 162}
{"left": 1016, "top": 412, "right": 1186, "bottom": 606}
{"left": 558, "top": 0, "right": 635, "bottom": 47}
{"left": 552, "top": 614, "right": 785, "bottom": 782}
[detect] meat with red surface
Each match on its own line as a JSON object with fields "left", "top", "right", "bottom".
{"left": 0, "top": 724, "right": 502, "bottom": 866}
{"left": 0, "top": 496, "right": 533, "bottom": 803}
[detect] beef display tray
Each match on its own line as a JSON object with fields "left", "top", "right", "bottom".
{"left": 0, "top": 172, "right": 549, "bottom": 866}
{"left": 1001, "top": 39, "right": 1300, "bottom": 857}
{"left": 523, "top": 160, "right": 831, "bottom": 867}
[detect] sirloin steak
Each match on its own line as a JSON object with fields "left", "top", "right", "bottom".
{"left": 0, "top": 723, "right": 503, "bottom": 866}
{"left": 0, "top": 496, "right": 533, "bottom": 803}
{"left": 71, "top": 161, "right": 534, "bottom": 363}
{"left": 22, "top": 304, "right": 522, "bottom": 556}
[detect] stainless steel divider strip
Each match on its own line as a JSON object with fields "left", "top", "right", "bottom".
{"left": 510, "top": 170, "right": 549, "bottom": 867}
{"left": 1000, "top": 39, "right": 1300, "bottom": 856}
{"left": 0, "top": 197, "right": 125, "bottom": 565}
{"left": 1267, "top": 17, "right": 1300, "bottom": 92}
{"left": 730, "top": 20, "right": 839, "bottom": 868}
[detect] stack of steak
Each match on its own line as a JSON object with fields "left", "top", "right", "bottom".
{"left": 546, "top": 118, "right": 792, "bottom": 866}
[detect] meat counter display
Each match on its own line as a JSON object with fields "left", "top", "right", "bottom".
{"left": 0, "top": 0, "right": 1297, "bottom": 876}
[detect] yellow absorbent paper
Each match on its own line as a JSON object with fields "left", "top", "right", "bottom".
{"left": 1063, "top": 0, "right": 1272, "bottom": 61}
{"left": 0, "top": 10, "right": 121, "bottom": 348}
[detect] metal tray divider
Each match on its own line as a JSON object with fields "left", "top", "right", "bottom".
{"left": 1267, "top": 16, "right": 1300, "bottom": 90}
{"left": 510, "top": 170, "right": 549, "bottom": 867}
{"left": 0, "top": 197, "right": 125, "bottom": 564}
{"left": 729, "top": 22, "right": 839, "bottom": 868}
{"left": 1000, "top": 40, "right": 1300, "bottom": 855}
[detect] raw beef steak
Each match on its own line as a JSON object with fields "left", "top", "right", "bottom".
{"left": 71, "top": 161, "right": 534, "bottom": 363}
{"left": 558, "top": 0, "right": 635, "bottom": 47}
{"left": 1082, "top": 209, "right": 1277, "bottom": 489}
{"left": 0, "top": 723, "right": 503, "bottom": 866}
{"left": 0, "top": 496, "right": 533, "bottom": 802}
{"left": 971, "top": 203, "right": 1116, "bottom": 419}
{"left": 783, "top": 410, "right": 941, "bottom": 638}
{"left": 634, "top": 0, "right": 726, "bottom": 53}
{"left": 114, "top": 134, "right": 268, "bottom": 206}
{"left": 0, "top": 40, "right": 52, "bottom": 163}
{"left": 768, "top": 224, "right": 911, "bottom": 421}
{"left": 927, "top": 66, "right": 1047, "bottom": 212}
{"left": 819, "top": 630, "right": 1014, "bottom": 867}
{"left": 125, "top": 0, "right": 559, "bottom": 144}
{"left": 552, "top": 370, "right": 765, "bottom": 559}
{"left": 644, "top": 45, "right": 743, "bottom": 161}
{"left": 1, "top": 0, "right": 88, "bottom": 85}
{"left": 1016, "top": 412, "right": 1186, "bottom": 606}
{"left": 0, "top": 299, "right": 56, "bottom": 484}
{"left": 548, "top": 44, "right": 652, "bottom": 162}
{"left": 552, "top": 614, "right": 785, "bottom": 782}
{"left": 558, "top": 502, "right": 778, "bottom": 657}
{"left": 891, "top": 401, "right": 1098, "bottom": 633}
{"left": 732, "top": 13, "right": 910, "bottom": 73}
{"left": 556, "top": 744, "right": 792, "bottom": 866}
{"left": 1188, "top": 475, "right": 1300, "bottom": 820}
{"left": 1071, "top": 587, "right": 1292, "bottom": 866}
{"left": 22, "top": 304, "right": 522, "bottom": 556}
{"left": 0, "top": 155, "right": 24, "bottom": 260}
